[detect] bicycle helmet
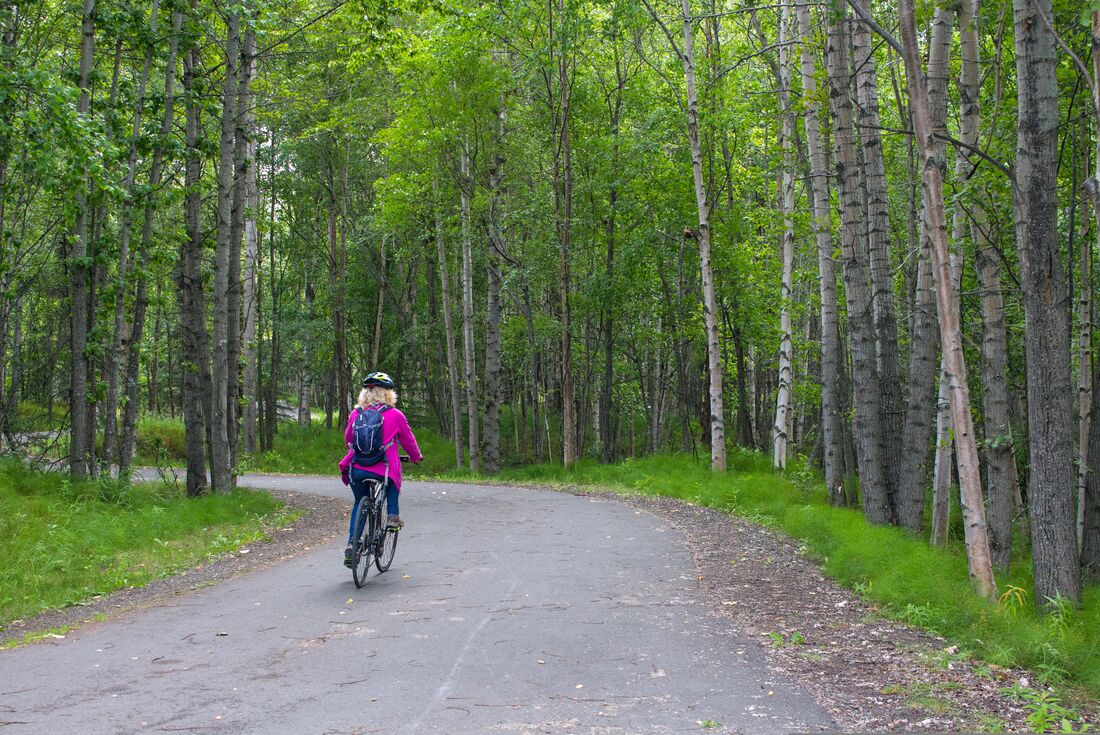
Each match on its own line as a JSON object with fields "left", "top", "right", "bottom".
{"left": 362, "top": 371, "right": 395, "bottom": 389}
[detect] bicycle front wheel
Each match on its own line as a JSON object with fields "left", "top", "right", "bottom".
{"left": 375, "top": 526, "right": 398, "bottom": 573}
{"left": 351, "top": 504, "right": 374, "bottom": 588}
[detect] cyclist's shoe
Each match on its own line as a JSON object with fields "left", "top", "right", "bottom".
{"left": 343, "top": 543, "right": 354, "bottom": 567}
{"left": 387, "top": 515, "right": 403, "bottom": 529}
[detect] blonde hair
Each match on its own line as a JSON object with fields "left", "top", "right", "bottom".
{"left": 358, "top": 386, "right": 397, "bottom": 408}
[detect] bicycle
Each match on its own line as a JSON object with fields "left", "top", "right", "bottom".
{"left": 350, "top": 455, "right": 407, "bottom": 588}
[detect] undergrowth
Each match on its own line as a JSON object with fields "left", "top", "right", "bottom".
{"left": 0, "top": 458, "right": 293, "bottom": 626}
{"left": 134, "top": 416, "right": 456, "bottom": 479}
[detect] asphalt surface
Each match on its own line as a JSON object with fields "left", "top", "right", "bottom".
{"left": 1, "top": 475, "right": 834, "bottom": 734}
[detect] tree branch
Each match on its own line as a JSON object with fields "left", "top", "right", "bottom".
{"left": 639, "top": 0, "right": 685, "bottom": 60}
{"left": 933, "top": 131, "right": 1014, "bottom": 180}
{"left": 845, "top": 0, "right": 904, "bottom": 57}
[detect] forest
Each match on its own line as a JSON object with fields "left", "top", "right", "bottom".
{"left": 1, "top": 0, "right": 1098, "bottom": 618}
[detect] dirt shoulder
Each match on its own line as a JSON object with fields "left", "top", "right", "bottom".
{"left": 603, "top": 491, "right": 1095, "bottom": 733}
{"left": 0, "top": 489, "right": 348, "bottom": 648}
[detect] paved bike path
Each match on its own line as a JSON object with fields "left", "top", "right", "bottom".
{"left": 1, "top": 477, "right": 833, "bottom": 734}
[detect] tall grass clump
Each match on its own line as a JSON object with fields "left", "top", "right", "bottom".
{"left": 0, "top": 459, "right": 290, "bottom": 625}
{"left": 493, "top": 451, "right": 1100, "bottom": 693}
{"left": 134, "top": 415, "right": 188, "bottom": 464}
{"left": 14, "top": 402, "right": 59, "bottom": 432}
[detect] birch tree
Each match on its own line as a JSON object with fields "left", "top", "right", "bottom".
{"left": 772, "top": 0, "right": 794, "bottom": 471}
{"left": 68, "top": 0, "right": 96, "bottom": 480}
{"left": 797, "top": 3, "right": 847, "bottom": 502}
{"left": 1013, "top": 0, "right": 1080, "bottom": 606}
{"left": 890, "top": 0, "right": 997, "bottom": 597}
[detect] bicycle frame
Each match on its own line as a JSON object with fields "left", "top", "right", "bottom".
{"left": 350, "top": 441, "right": 402, "bottom": 586}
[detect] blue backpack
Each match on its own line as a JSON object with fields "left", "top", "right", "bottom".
{"left": 351, "top": 405, "right": 390, "bottom": 465}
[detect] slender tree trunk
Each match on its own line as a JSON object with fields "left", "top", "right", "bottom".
{"left": 0, "top": 8, "right": 13, "bottom": 447}
{"left": 851, "top": 0, "right": 902, "bottom": 500}
{"left": 263, "top": 136, "right": 280, "bottom": 452}
{"left": 1012, "top": 0, "right": 1080, "bottom": 606}
{"left": 433, "top": 179, "right": 464, "bottom": 467}
{"left": 924, "top": 3, "right": 959, "bottom": 538}
{"left": 178, "top": 11, "right": 212, "bottom": 496}
{"left": 6, "top": 296, "right": 20, "bottom": 442}
{"left": 549, "top": 0, "right": 577, "bottom": 467}
{"left": 797, "top": 4, "right": 845, "bottom": 500}
{"left": 1081, "top": 11, "right": 1100, "bottom": 580}
{"left": 241, "top": 59, "right": 260, "bottom": 455}
{"left": 1085, "top": 361, "right": 1100, "bottom": 580}
{"left": 523, "top": 286, "right": 543, "bottom": 463}
{"left": 483, "top": 105, "right": 507, "bottom": 474}
{"left": 209, "top": 10, "right": 240, "bottom": 493}
{"left": 600, "top": 58, "right": 625, "bottom": 465}
{"left": 1078, "top": 185, "right": 1091, "bottom": 553}
{"left": 103, "top": 0, "right": 159, "bottom": 471}
{"left": 930, "top": 369, "right": 954, "bottom": 545}
{"left": 896, "top": 229, "right": 940, "bottom": 526}
{"left": 677, "top": 0, "right": 725, "bottom": 470}
{"left": 68, "top": 0, "right": 96, "bottom": 481}
{"left": 226, "top": 22, "right": 254, "bottom": 475}
{"left": 772, "top": 0, "right": 794, "bottom": 470}
{"left": 600, "top": 172, "right": 617, "bottom": 465}
{"left": 952, "top": 0, "right": 1018, "bottom": 567}
{"left": 460, "top": 142, "right": 479, "bottom": 472}
{"left": 324, "top": 133, "right": 350, "bottom": 428}
{"left": 119, "top": 9, "right": 183, "bottom": 473}
{"left": 898, "top": 0, "right": 997, "bottom": 598}
{"left": 298, "top": 278, "right": 313, "bottom": 428}
{"left": 371, "top": 235, "right": 386, "bottom": 368}
{"left": 828, "top": 11, "right": 891, "bottom": 524}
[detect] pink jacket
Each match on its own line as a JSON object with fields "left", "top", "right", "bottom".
{"left": 338, "top": 405, "right": 423, "bottom": 491}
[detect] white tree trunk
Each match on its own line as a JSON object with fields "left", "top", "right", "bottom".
{"left": 242, "top": 106, "right": 260, "bottom": 455}
{"left": 679, "top": 0, "right": 726, "bottom": 471}
{"left": 930, "top": 364, "right": 954, "bottom": 546}
{"left": 898, "top": 0, "right": 997, "bottom": 598}
{"left": 772, "top": 0, "right": 794, "bottom": 470}
{"left": 797, "top": 3, "right": 845, "bottom": 500}
{"left": 460, "top": 142, "right": 479, "bottom": 472}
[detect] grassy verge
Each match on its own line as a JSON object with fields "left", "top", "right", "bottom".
{"left": 473, "top": 451, "right": 1100, "bottom": 696}
{"left": 0, "top": 459, "right": 295, "bottom": 626}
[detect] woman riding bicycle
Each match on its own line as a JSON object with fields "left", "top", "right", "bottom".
{"left": 339, "top": 371, "right": 423, "bottom": 567}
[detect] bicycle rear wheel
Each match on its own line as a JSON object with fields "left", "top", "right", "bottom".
{"left": 375, "top": 525, "right": 398, "bottom": 573}
{"left": 351, "top": 503, "right": 374, "bottom": 588}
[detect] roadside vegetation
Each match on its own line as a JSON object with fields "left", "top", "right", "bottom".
{"left": 132, "top": 415, "right": 458, "bottom": 478}
{"left": 0, "top": 458, "right": 295, "bottom": 627}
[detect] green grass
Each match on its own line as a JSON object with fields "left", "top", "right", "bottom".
{"left": 0, "top": 458, "right": 295, "bottom": 626}
{"left": 477, "top": 451, "right": 1100, "bottom": 694}
{"left": 12, "top": 401, "right": 61, "bottom": 432}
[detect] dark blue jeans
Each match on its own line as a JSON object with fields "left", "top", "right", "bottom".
{"left": 347, "top": 467, "right": 399, "bottom": 544}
